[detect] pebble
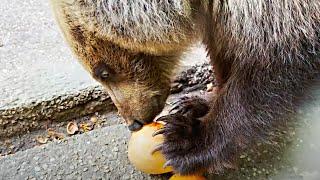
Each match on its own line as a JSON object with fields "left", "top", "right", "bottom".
{"left": 113, "top": 147, "right": 119, "bottom": 152}
{"left": 240, "top": 154, "right": 247, "bottom": 159}
{"left": 34, "top": 166, "right": 41, "bottom": 172}
{"left": 42, "top": 164, "right": 48, "bottom": 169}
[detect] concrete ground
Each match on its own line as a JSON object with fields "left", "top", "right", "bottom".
{"left": 0, "top": 0, "right": 97, "bottom": 109}
{"left": 0, "top": 125, "right": 168, "bottom": 180}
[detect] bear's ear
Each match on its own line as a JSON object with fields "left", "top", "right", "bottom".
{"left": 93, "top": 62, "right": 114, "bottom": 80}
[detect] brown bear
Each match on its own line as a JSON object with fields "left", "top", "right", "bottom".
{"left": 50, "top": 0, "right": 320, "bottom": 175}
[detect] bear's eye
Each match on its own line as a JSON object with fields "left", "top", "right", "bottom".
{"left": 93, "top": 62, "right": 114, "bottom": 81}
{"left": 100, "top": 70, "right": 109, "bottom": 79}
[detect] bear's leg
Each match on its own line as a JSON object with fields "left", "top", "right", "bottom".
{"left": 154, "top": 53, "right": 318, "bottom": 174}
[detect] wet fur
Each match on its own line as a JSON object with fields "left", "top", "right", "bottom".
{"left": 51, "top": 0, "right": 320, "bottom": 174}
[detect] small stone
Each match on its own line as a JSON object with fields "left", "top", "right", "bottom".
{"left": 42, "top": 164, "right": 48, "bottom": 169}
{"left": 90, "top": 116, "right": 98, "bottom": 123}
{"left": 253, "top": 168, "right": 257, "bottom": 171}
{"left": 206, "top": 83, "right": 214, "bottom": 92}
{"left": 83, "top": 168, "right": 88, "bottom": 172}
{"left": 34, "top": 166, "right": 41, "bottom": 172}
{"left": 104, "top": 167, "right": 111, "bottom": 173}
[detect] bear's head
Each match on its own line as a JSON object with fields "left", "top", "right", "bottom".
{"left": 87, "top": 42, "right": 180, "bottom": 131}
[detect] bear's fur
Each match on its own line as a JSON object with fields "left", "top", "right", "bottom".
{"left": 50, "top": 0, "right": 320, "bottom": 174}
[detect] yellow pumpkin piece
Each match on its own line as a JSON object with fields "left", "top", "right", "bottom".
{"left": 169, "top": 174, "right": 206, "bottom": 180}
{"left": 128, "top": 122, "right": 173, "bottom": 174}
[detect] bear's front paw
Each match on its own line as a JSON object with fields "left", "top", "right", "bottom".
{"left": 170, "top": 96, "right": 209, "bottom": 118}
{"left": 153, "top": 113, "right": 205, "bottom": 174}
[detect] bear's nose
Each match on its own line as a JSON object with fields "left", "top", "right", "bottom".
{"left": 128, "top": 120, "right": 144, "bottom": 131}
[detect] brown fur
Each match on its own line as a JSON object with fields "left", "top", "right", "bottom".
{"left": 50, "top": 0, "right": 320, "bottom": 175}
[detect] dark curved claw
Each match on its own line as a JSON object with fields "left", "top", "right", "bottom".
{"left": 163, "top": 160, "right": 173, "bottom": 169}
{"left": 170, "top": 97, "right": 189, "bottom": 106}
{"left": 155, "top": 116, "right": 167, "bottom": 122}
{"left": 169, "top": 105, "right": 180, "bottom": 113}
{"left": 152, "top": 128, "right": 165, "bottom": 137}
{"left": 151, "top": 144, "right": 163, "bottom": 155}
{"left": 156, "top": 115, "right": 177, "bottom": 123}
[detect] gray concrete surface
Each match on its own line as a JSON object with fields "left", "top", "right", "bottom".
{"left": 0, "top": 0, "right": 97, "bottom": 109}
{"left": 0, "top": 0, "right": 208, "bottom": 110}
{"left": 0, "top": 125, "right": 167, "bottom": 180}
{"left": 0, "top": 86, "right": 115, "bottom": 138}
